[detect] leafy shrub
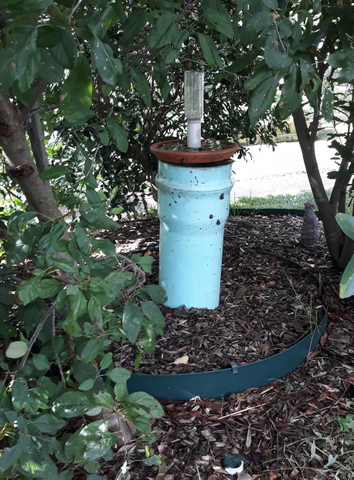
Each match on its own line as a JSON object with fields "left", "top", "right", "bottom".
{"left": 0, "top": 184, "right": 166, "bottom": 479}
{"left": 336, "top": 213, "right": 354, "bottom": 298}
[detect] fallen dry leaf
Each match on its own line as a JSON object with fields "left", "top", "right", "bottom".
{"left": 172, "top": 354, "right": 189, "bottom": 365}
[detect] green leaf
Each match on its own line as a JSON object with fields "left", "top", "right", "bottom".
{"left": 249, "top": 73, "right": 280, "bottom": 127}
{"left": 106, "top": 117, "right": 128, "bottom": 153}
{"left": 79, "top": 205, "right": 120, "bottom": 230}
{"left": 276, "top": 64, "right": 302, "bottom": 120}
{"left": 52, "top": 258, "right": 77, "bottom": 275}
{"left": 201, "top": 0, "right": 234, "bottom": 38}
{"left": 142, "top": 455, "right": 163, "bottom": 466}
{"left": 125, "top": 391, "right": 164, "bottom": 419}
{"left": 91, "top": 37, "right": 123, "bottom": 86}
{"left": 121, "top": 11, "right": 146, "bottom": 47}
{"left": 33, "top": 353, "right": 51, "bottom": 371}
{"left": 37, "top": 25, "right": 62, "bottom": 48}
{"left": 131, "top": 254, "right": 154, "bottom": 273}
{"left": 336, "top": 213, "right": 354, "bottom": 241}
{"left": 109, "top": 367, "right": 131, "bottom": 384}
{"left": 240, "top": 11, "right": 273, "bottom": 44}
{"left": 5, "top": 341, "right": 28, "bottom": 359}
{"left": 0, "top": 287, "right": 15, "bottom": 306}
{"left": 88, "top": 5, "right": 118, "bottom": 39}
{"left": 141, "top": 301, "right": 165, "bottom": 331}
{"left": 94, "top": 390, "right": 114, "bottom": 408}
{"left": 131, "top": 68, "right": 152, "bottom": 107}
{"left": 263, "top": 0, "right": 278, "bottom": 9}
{"left": 7, "top": 211, "right": 36, "bottom": 238}
{"left": 0, "top": 25, "right": 38, "bottom": 93}
{"left": 11, "top": 377, "right": 28, "bottom": 411}
{"left": 327, "top": 169, "right": 354, "bottom": 180}
{"left": 50, "top": 29, "right": 77, "bottom": 69}
{"left": 147, "top": 12, "right": 180, "bottom": 50}
{"left": 264, "top": 32, "right": 292, "bottom": 70}
{"left": 138, "top": 285, "right": 167, "bottom": 304}
{"left": 80, "top": 338, "right": 108, "bottom": 363}
{"left": 60, "top": 55, "right": 93, "bottom": 124}
{"left": 39, "top": 48, "right": 65, "bottom": 83}
{"left": 322, "top": 88, "right": 334, "bottom": 122}
{"left": 86, "top": 187, "right": 102, "bottom": 206}
{"left": 90, "top": 237, "right": 116, "bottom": 256}
{"left": 72, "top": 420, "right": 116, "bottom": 462}
{"left": 37, "top": 278, "right": 61, "bottom": 298}
{"left": 52, "top": 391, "right": 96, "bottom": 418}
{"left": 17, "top": 277, "right": 41, "bottom": 305}
{"left": 71, "top": 225, "right": 91, "bottom": 256}
{"left": 109, "top": 367, "right": 131, "bottom": 401}
{"left": 38, "top": 165, "right": 70, "bottom": 180}
{"left": 100, "top": 352, "right": 113, "bottom": 370}
{"left": 32, "top": 414, "right": 66, "bottom": 434}
{"left": 0, "top": 443, "right": 23, "bottom": 473}
{"left": 15, "top": 50, "right": 41, "bottom": 95}
{"left": 1, "top": 0, "right": 52, "bottom": 11}
{"left": 198, "top": 33, "right": 223, "bottom": 68}
{"left": 123, "top": 302, "right": 144, "bottom": 344}
{"left": 336, "top": 67, "right": 354, "bottom": 84}
{"left": 87, "top": 295, "right": 103, "bottom": 325}
{"left": 328, "top": 47, "right": 354, "bottom": 70}
{"left": 339, "top": 254, "right": 354, "bottom": 299}
{"left": 79, "top": 379, "right": 95, "bottom": 391}
{"left": 62, "top": 290, "right": 87, "bottom": 335}
{"left": 243, "top": 67, "right": 274, "bottom": 91}
{"left": 227, "top": 52, "right": 258, "bottom": 74}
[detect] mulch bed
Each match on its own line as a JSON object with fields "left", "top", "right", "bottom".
{"left": 109, "top": 216, "right": 326, "bottom": 374}
{"left": 99, "top": 214, "right": 354, "bottom": 480}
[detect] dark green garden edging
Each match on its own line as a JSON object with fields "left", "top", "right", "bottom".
{"left": 229, "top": 207, "right": 306, "bottom": 216}
{"left": 128, "top": 310, "right": 327, "bottom": 401}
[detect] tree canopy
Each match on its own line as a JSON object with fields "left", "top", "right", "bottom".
{"left": 0, "top": 0, "right": 354, "bottom": 263}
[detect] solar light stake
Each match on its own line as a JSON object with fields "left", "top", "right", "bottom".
{"left": 184, "top": 70, "right": 204, "bottom": 149}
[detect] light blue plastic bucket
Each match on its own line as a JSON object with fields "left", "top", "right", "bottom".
{"left": 156, "top": 160, "right": 233, "bottom": 309}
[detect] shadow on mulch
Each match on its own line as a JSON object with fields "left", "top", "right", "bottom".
{"left": 99, "top": 214, "right": 354, "bottom": 480}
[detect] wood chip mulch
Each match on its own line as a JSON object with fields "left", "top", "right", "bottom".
{"left": 98, "top": 214, "right": 354, "bottom": 480}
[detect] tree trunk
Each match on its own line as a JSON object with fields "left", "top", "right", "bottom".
{"left": 0, "top": 95, "right": 62, "bottom": 221}
{"left": 292, "top": 107, "right": 352, "bottom": 269}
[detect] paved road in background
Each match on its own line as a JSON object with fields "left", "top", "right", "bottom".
{"left": 231, "top": 140, "right": 336, "bottom": 201}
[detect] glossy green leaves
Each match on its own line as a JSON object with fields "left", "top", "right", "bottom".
{"left": 0, "top": 25, "right": 38, "bottom": 94}
{"left": 201, "top": 0, "right": 234, "bottom": 39}
{"left": 328, "top": 48, "right": 354, "bottom": 83}
{"left": 264, "top": 32, "right": 292, "bottom": 71}
{"left": 246, "top": 70, "right": 280, "bottom": 126}
{"left": 198, "top": 33, "right": 223, "bottom": 68}
{"left": 131, "top": 68, "right": 152, "bottom": 107}
{"left": 1, "top": 0, "right": 52, "bottom": 11}
{"left": 60, "top": 56, "right": 93, "bottom": 125}
{"left": 91, "top": 37, "right": 123, "bottom": 86}
{"left": 336, "top": 213, "right": 354, "bottom": 298}
{"left": 106, "top": 118, "right": 128, "bottom": 153}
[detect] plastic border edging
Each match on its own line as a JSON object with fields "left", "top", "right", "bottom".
{"left": 128, "top": 312, "right": 327, "bottom": 401}
{"left": 230, "top": 207, "right": 306, "bottom": 216}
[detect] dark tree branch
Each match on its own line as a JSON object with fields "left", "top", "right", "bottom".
{"left": 27, "top": 101, "right": 50, "bottom": 174}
